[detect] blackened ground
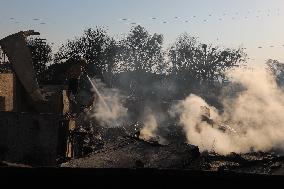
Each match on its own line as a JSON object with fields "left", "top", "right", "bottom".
{"left": 2, "top": 125, "right": 284, "bottom": 176}
{"left": 61, "top": 136, "right": 200, "bottom": 168}
{"left": 188, "top": 151, "right": 284, "bottom": 175}
{"left": 60, "top": 127, "right": 284, "bottom": 175}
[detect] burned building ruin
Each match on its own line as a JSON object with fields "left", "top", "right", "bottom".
{"left": 0, "top": 31, "right": 74, "bottom": 166}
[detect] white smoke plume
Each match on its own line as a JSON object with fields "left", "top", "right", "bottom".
{"left": 171, "top": 67, "right": 284, "bottom": 155}
{"left": 140, "top": 111, "right": 158, "bottom": 141}
{"left": 88, "top": 79, "right": 128, "bottom": 128}
{"left": 139, "top": 107, "right": 168, "bottom": 144}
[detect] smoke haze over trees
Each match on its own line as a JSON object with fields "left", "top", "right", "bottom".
{"left": 45, "top": 25, "right": 246, "bottom": 102}
{"left": 0, "top": 25, "right": 248, "bottom": 104}
{"left": 116, "top": 25, "right": 165, "bottom": 74}
{"left": 169, "top": 33, "right": 246, "bottom": 83}
{"left": 267, "top": 59, "right": 284, "bottom": 88}
{"left": 54, "top": 28, "right": 117, "bottom": 82}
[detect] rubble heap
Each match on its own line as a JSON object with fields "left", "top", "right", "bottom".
{"left": 61, "top": 134, "right": 200, "bottom": 168}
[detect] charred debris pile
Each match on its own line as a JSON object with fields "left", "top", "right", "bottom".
{"left": 60, "top": 73, "right": 284, "bottom": 175}
{"left": 58, "top": 66, "right": 284, "bottom": 175}
{"left": 60, "top": 113, "right": 284, "bottom": 175}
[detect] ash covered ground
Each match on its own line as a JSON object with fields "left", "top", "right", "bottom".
{"left": 60, "top": 122, "right": 284, "bottom": 175}
{"left": 59, "top": 68, "right": 284, "bottom": 175}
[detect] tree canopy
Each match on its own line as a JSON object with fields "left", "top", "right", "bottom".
{"left": 169, "top": 33, "right": 246, "bottom": 83}
{"left": 54, "top": 28, "right": 117, "bottom": 81}
{"left": 116, "top": 25, "right": 165, "bottom": 74}
{"left": 23, "top": 25, "right": 248, "bottom": 100}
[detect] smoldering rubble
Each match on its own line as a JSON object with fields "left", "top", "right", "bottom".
{"left": 171, "top": 68, "right": 284, "bottom": 155}
{"left": 59, "top": 66, "right": 284, "bottom": 175}
{"left": 60, "top": 126, "right": 284, "bottom": 175}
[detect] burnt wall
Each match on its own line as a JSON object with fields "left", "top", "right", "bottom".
{"left": 0, "top": 112, "right": 68, "bottom": 166}
{"left": 0, "top": 73, "right": 29, "bottom": 112}
{"left": 0, "top": 73, "right": 71, "bottom": 114}
{"left": 0, "top": 73, "right": 15, "bottom": 111}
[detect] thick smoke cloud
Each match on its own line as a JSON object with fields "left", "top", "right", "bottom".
{"left": 171, "top": 67, "right": 284, "bottom": 155}
{"left": 87, "top": 65, "right": 284, "bottom": 156}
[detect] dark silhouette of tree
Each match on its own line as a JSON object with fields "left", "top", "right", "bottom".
{"left": 110, "top": 25, "right": 167, "bottom": 99}
{"left": 117, "top": 25, "right": 165, "bottom": 74}
{"left": 27, "top": 38, "right": 52, "bottom": 83}
{"left": 54, "top": 27, "right": 118, "bottom": 83}
{"left": 267, "top": 59, "right": 284, "bottom": 87}
{"left": 169, "top": 33, "right": 246, "bottom": 83}
{"left": 104, "top": 39, "right": 119, "bottom": 87}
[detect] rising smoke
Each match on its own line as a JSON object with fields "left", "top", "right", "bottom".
{"left": 88, "top": 65, "right": 284, "bottom": 155}
{"left": 88, "top": 78, "right": 129, "bottom": 128}
{"left": 171, "top": 67, "right": 284, "bottom": 155}
{"left": 139, "top": 108, "right": 159, "bottom": 141}
{"left": 139, "top": 107, "right": 168, "bottom": 144}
